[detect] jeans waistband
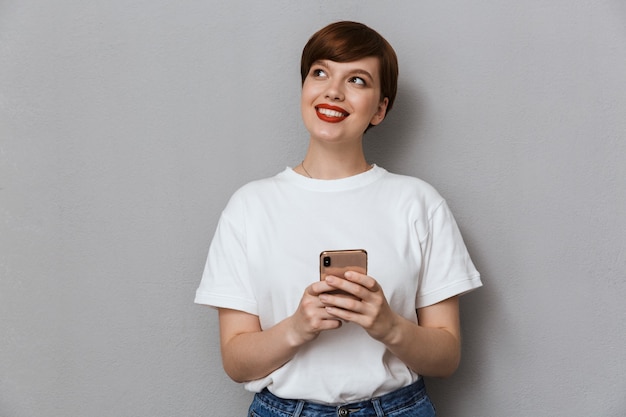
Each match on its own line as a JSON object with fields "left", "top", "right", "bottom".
{"left": 253, "top": 378, "right": 428, "bottom": 417}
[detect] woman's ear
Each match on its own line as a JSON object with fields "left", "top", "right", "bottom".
{"left": 370, "top": 97, "right": 389, "bottom": 126}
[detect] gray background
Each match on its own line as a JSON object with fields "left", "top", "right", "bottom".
{"left": 2, "top": 1, "right": 625, "bottom": 416}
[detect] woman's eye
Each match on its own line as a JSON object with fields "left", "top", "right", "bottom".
{"left": 349, "top": 76, "right": 366, "bottom": 86}
{"left": 312, "top": 68, "right": 327, "bottom": 77}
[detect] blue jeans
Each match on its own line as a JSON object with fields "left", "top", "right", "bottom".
{"left": 248, "top": 378, "right": 436, "bottom": 417}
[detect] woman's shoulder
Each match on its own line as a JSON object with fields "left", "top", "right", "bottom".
{"left": 378, "top": 168, "right": 443, "bottom": 202}
{"left": 223, "top": 169, "right": 290, "bottom": 207}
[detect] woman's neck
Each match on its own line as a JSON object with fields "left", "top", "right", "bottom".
{"left": 296, "top": 142, "right": 371, "bottom": 180}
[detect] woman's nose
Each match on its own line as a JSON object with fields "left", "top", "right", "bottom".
{"left": 324, "top": 81, "right": 344, "bottom": 101}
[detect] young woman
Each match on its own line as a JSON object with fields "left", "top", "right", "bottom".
{"left": 195, "top": 21, "right": 482, "bottom": 416}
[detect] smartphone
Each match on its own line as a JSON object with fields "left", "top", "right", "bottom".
{"left": 320, "top": 249, "right": 368, "bottom": 286}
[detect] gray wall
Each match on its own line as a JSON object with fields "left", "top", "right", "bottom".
{"left": 2, "top": 1, "right": 625, "bottom": 416}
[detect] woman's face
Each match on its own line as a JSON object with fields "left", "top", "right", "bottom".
{"left": 300, "top": 56, "right": 388, "bottom": 144}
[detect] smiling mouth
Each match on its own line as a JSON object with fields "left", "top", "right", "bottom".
{"left": 316, "top": 105, "right": 349, "bottom": 123}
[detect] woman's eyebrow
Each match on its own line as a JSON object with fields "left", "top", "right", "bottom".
{"left": 312, "top": 60, "right": 330, "bottom": 69}
{"left": 350, "top": 69, "right": 374, "bottom": 80}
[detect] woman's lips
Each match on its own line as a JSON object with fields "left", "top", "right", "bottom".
{"left": 315, "top": 104, "right": 349, "bottom": 123}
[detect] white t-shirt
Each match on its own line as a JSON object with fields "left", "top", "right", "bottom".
{"left": 195, "top": 165, "right": 482, "bottom": 404}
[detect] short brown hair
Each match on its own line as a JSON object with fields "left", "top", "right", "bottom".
{"left": 300, "top": 21, "right": 399, "bottom": 114}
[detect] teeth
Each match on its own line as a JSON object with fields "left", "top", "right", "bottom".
{"left": 318, "top": 108, "right": 347, "bottom": 118}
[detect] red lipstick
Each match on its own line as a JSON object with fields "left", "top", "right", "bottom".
{"left": 315, "top": 104, "right": 349, "bottom": 123}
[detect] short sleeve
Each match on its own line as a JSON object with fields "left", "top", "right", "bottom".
{"left": 415, "top": 200, "right": 482, "bottom": 308}
{"left": 194, "top": 204, "right": 258, "bottom": 315}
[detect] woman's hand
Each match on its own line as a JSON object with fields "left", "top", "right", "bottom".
{"left": 286, "top": 280, "right": 345, "bottom": 346}
{"left": 318, "top": 271, "right": 399, "bottom": 343}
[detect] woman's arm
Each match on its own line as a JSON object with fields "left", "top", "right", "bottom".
{"left": 320, "top": 272, "right": 461, "bottom": 378}
{"left": 218, "top": 308, "right": 298, "bottom": 382}
{"left": 387, "top": 297, "right": 461, "bottom": 377}
{"left": 218, "top": 280, "right": 343, "bottom": 382}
